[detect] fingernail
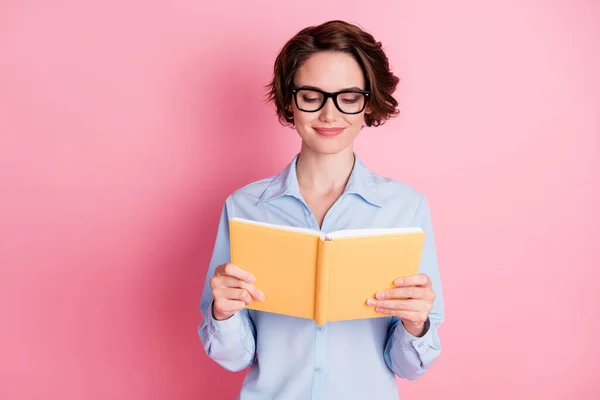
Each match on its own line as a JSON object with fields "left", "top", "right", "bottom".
{"left": 258, "top": 292, "right": 265, "bottom": 301}
{"left": 394, "top": 279, "right": 404, "bottom": 285}
{"left": 376, "top": 292, "right": 385, "bottom": 299}
{"left": 248, "top": 275, "right": 256, "bottom": 283}
{"left": 367, "top": 299, "right": 376, "bottom": 306}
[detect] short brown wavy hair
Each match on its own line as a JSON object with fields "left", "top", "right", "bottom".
{"left": 267, "top": 20, "right": 400, "bottom": 127}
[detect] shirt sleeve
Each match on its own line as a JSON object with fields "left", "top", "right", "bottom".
{"left": 383, "top": 195, "right": 445, "bottom": 380}
{"left": 197, "top": 197, "right": 257, "bottom": 372}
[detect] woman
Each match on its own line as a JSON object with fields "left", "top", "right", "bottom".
{"left": 198, "top": 20, "right": 444, "bottom": 399}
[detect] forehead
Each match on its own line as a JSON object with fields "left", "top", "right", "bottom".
{"left": 293, "top": 51, "right": 366, "bottom": 91}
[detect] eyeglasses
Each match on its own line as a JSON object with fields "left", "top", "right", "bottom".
{"left": 291, "top": 87, "right": 370, "bottom": 115}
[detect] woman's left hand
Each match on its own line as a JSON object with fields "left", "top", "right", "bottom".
{"left": 367, "top": 274, "right": 435, "bottom": 337}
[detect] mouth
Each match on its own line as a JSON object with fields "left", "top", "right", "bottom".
{"left": 313, "top": 127, "right": 345, "bottom": 137}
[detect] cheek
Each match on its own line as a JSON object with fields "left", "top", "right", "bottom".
{"left": 344, "top": 114, "right": 366, "bottom": 129}
{"left": 293, "top": 110, "right": 317, "bottom": 127}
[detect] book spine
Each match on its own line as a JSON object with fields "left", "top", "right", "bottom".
{"left": 315, "top": 237, "right": 332, "bottom": 326}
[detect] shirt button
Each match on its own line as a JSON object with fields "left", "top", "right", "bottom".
{"left": 314, "top": 367, "right": 322, "bottom": 373}
{"left": 316, "top": 326, "right": 324, "bottom": 331}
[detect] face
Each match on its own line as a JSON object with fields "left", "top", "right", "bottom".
{"left": 291, "top": 51, "right": 369, "bottom": 155}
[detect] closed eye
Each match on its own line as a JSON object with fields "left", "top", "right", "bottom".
{"left": 302, "top": 95, "right": 321, "bottom": 103}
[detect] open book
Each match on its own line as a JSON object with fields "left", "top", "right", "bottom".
{"left": 229, "top": 217, "right": 425, "bottom": 325}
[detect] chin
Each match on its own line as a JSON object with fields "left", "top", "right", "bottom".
{"left": 305, "top": 137, "right": 354, "bottom": 155}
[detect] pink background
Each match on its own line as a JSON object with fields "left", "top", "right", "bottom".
{"left": 1, "top": 1, "right": 598, "bottom": 399}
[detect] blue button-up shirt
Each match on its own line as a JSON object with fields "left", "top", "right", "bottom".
{"left": 198, "top": 153, "right": 444, "bottom": 399}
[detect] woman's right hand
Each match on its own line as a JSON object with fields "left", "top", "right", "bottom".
{"left": 210, "top": 263, "right": 265, "bottom": 321}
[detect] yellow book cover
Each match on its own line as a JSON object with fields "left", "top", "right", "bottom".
{"left": 229, "top": 217, "right": 425, "bottom": 325}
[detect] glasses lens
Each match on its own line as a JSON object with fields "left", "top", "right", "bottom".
{"left": 337, "top": 92, "right": 366, "bottom": 114}
{"left": 296, "top": 90, "right": 324, "bottom": 111}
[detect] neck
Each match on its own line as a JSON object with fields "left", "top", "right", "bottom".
{"left": 295, "top": 144, "right": 355, "bottom": 194}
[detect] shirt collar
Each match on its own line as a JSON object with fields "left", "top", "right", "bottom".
{"left": 257, "top": 153, "right": 382, "bottom": 207}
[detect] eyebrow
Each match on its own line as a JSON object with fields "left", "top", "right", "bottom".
{"left": 296, "top": 85, "right": 365, "bottom": 92}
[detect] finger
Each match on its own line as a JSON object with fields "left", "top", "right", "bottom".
{"left": 217, "top": 263, "right": 256, "bottom": 284}
{"left": 393, "top": 274, "right": 430, "bottom": 287}
{"left": 367, "top": 299, "right": 429, "bottom": 312}
{"left": 376, "top": 286, "right": 428, "bottom": 300}
{"left": 215, "top": 299, "right": 247, "bottom": 314}
{"left": 216, "top": 276, "right": 265, "bottom": 301}
{"left": 219, "top": 288, "right": 255, "bottom": 305}
{"left": 374, "top": 308, "right": 428, "bottom": 323}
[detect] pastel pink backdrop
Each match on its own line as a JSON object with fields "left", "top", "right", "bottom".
{"left": 1, "top": 1, "right": 598, "bottom": 399}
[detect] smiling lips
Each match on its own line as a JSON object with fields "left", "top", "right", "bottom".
{"left": 313, "top": 127, "right": 345, "bottom": 137}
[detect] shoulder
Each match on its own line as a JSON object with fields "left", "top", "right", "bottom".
{"left": 222, "top": 174, "right": 278, "bottom": 214}
{"left": 372, "top": 172, "right": 426, "bottom": 205}
{"left": 232, "top": 175, "right": 276, "bottom": 201}
{"left": 354, "top": 154, "right": 427, "bottom": 210}
{"left": 367, "top": 170, "right": 432, "bottom": 225}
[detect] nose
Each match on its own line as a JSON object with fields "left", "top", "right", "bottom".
{"left": 319, "top": 97, "right": 339, "bottom": 123}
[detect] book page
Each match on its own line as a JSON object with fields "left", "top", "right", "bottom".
{"left": 231, "top": 217, "right": 322, "bottom": 237}
{"left": 326, "top": 226, "right": 422, "bottom": 239}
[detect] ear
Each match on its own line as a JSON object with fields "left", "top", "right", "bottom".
{"left": 364, "top": 104, "right": 372, "bottom": 115}
{"left": 287, "top": 104, "right": 295, "bottom": 127}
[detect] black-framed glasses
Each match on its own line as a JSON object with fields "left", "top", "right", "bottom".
{"left": 291, "top": 87, "right": 370, "bottom": 115}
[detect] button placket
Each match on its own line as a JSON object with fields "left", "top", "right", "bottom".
{"left": 311, "top": 323, "right": 327, "bottom": 397}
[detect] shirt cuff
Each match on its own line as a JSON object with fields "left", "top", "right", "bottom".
{"left": 394, "top": 318, "right": 439, "bottom": 354}
{"left": 205, "top": 301, "right": 244, "bottom": 336}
